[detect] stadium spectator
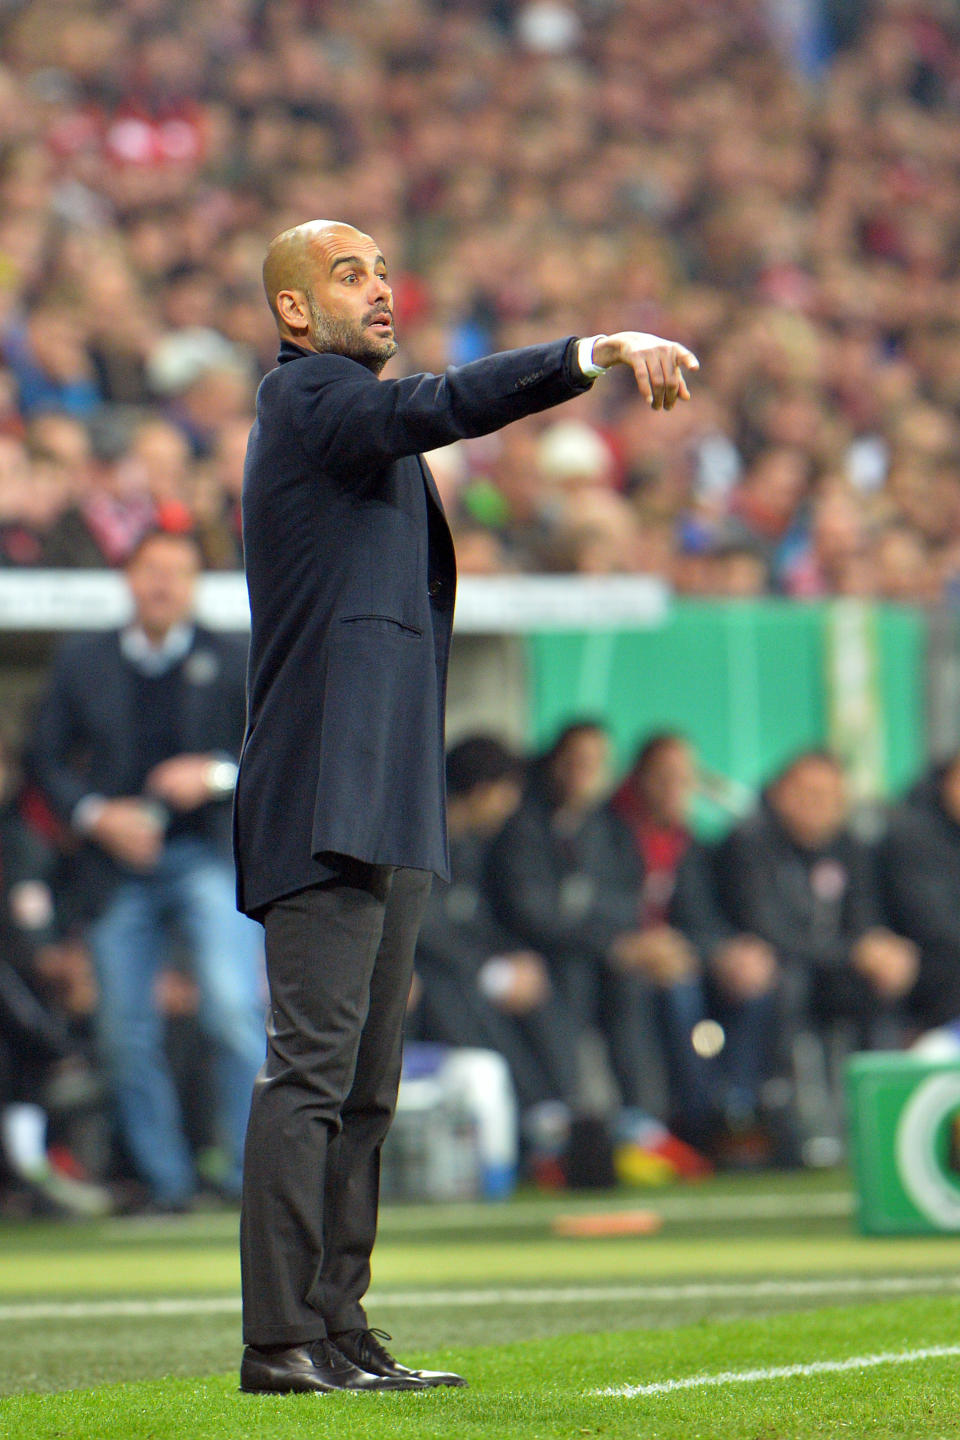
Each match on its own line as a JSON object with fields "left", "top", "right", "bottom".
{"left": 878, "top": 754, "right": 960, "bottom": 1030}
{"left": 714, "top": 749, "right": 921, "bottom": 1161}
{"left": 0, "top": 732, "right": 109, "bottom": 1217}
{"left": 484, "top": 723, "right": 648, "bottom": 1111}
{"left": 0, "top": 0, "right": 954, "bottom": 596}
{"left": 2, "top": 305, "right": 101, "bottom": 420}
{"left": 613, "top": 733, "right": 781, "bottom": 1147}
{"left": 0, "top": 434, "right": 47, "bottom": 566}
{"left": 485, "top": 721, "right": 716, "bottom": 1150}
{"left": 27, "top": 528, "right": 264, "bottom": 1212}
{"left": 716, "top": 751, "right": 918, "bottom": 1045}
{"left": 412, "top": 736, "right": 577, "bottom": 1171}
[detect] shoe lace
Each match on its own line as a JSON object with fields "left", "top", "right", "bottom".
{"left": 357, "top": 1328, "right": 396, "bottom": 1367}
{"left": 313, "top": 1338, "right": 358, "bottom": 1374}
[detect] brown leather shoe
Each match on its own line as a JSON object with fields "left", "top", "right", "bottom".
{"left": 240, "top": 1338, "right": 427, "bottom": 1392}
{"left": 331, "top": 1328, "right": 468, "bottom": 1388}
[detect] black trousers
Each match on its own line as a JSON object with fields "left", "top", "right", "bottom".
{"left": 240, "top": 862, "right": 431, "bottom": 1346}
{"left": 549, "top": 956, "right": 655, "bottom": 1109}
{"left": 412, "top": 963, "right": 577, "bottom": 1110}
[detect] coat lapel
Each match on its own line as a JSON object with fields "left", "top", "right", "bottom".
{"left": 417, "top": 455, "right": 447, "bottom": 517}
{"left": 178, "top": 630, "right": 223, "bottom": 751}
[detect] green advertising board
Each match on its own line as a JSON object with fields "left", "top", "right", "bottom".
{"left": 847, "top": 1052, "right": 960, "bottom": 1234}
{"left": 527, "top": 599, "right": 925, "bottom": 833}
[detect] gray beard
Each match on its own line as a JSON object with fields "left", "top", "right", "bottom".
{"left": 307, "top": 295, "right": 397, "bottom": 374}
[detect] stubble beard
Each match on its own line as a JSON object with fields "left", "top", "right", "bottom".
{"left": 306, "top": 295, "right": 398, "bottom": 374}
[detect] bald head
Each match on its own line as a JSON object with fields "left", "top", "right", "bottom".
{"left": 263, "top": 220, "right": 358, "bottom": 320}
{"left": 262, "top": 219, "right": 397, "bottom": 373}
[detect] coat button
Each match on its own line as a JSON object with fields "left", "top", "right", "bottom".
{"left": 428, "top": 579, "right": 442, "bottom": 597}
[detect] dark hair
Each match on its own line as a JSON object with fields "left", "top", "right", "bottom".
{"left": 124, "top": 527, "right": 203, "bottom": 568}
{"left": 446, "top": 736, "right": 520, "bottom": 797}
{"left": 631, "top": 731, "right": 688, "bottom": 776}
{"left": 549, "top": 719, "right": 609, "bottom": 758}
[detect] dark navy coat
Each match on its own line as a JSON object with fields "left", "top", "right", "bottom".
{"left": 29, "top": 625, "right": 247, "bottom": 913}
{"left": 235, "top": 336, "right": 591, "bottom": 915}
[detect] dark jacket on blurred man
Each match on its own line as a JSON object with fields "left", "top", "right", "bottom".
{"left": 879, "top": 757, "right": 960, "bottom": 1027}
{"left": 716, "top": 752, "right": 917, "bottom": 1027}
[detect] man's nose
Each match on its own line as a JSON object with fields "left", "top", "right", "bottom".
{"left": 369, "top": 275, "right": 392, "bottom": 306}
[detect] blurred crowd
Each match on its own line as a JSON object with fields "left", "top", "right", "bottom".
{"left": 408, "top": 725, "right": 960, "bottom": 1183}
{"left": 5, "top": 530, "right": 960, "bottom": 1212}
{"left": 0, "top": 0, "right": 958, "bottom": 596}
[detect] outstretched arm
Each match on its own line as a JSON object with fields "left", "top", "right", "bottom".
{"left": 282, "top": 331, "right": 699, "bottom": 475}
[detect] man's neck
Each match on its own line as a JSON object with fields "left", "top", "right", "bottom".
{"left": 121, "top": 621, "right": 195, "bottom": 675}
{"left": 139, "top": 624, "right": 173, "bottom": 648}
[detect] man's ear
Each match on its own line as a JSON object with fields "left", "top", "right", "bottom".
{"left": 277, "top": 289, "right": 309, "bottom": 333}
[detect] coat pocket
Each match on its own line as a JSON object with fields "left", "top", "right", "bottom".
{"left": 336, "top": 614, "right": 424, "bottom": 639}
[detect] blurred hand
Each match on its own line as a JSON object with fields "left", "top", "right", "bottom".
{"left": 89, "top": 798, "right": 164, "bottom": 869}
{"left": 609, "top": 925, "right": 699, "bottom": 985}
{"left": 493, "top": 952, "right": 552, "bottom": 1014}
{"left": 711, "top": 935, "right": 778, "bottom": 1001}
{"left": 8, "top": 879, "right": 55, "bottom": 932}
{"left": 33, "top": 940, "right": 99, "bottom": 1016}
{"left": 146, "top": 754, "right": 218, "bottom": 811}
{"left": 155, "top": 967, "right": 200, "bottom": 1018}
{"left": 851, "top": 927, "right": 918, "bottom": 1000}
{"left": 592, "top": 332, "right": 700, "bottom": 410}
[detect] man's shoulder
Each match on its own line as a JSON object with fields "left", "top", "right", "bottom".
{"left": 53, "top": 630, "right": 120, "bottom": 670}
{"left": 255, "top": 351, "right": 379, "bottom": 434}
{"left": 192, "top": 624, "right": 246, "bottom": 657}
{"left": 884, "top": 795, "right": 951, "bottom": 852}
{"left": 43, "top": 632, "right": 122, "bottom": 705}
{"left": 188, "top": 628, "right": 248, "bottom": 689}
{"left": 490, "top": 794, "right": 549, "bottom": 850}
{"left": 719, "top": 807, "right": 777, "bottom": 860}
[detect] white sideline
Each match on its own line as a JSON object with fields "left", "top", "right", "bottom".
{"left": 595, "top": 1342, "right": 960, "bottom": 1398}
{"left": 376, "top": 1191, "right": 854, "bottom": 1228}
{"left": 2, "top": 1272, "right": 960, "bottom": 1322}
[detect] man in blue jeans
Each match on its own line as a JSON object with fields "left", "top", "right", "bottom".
{"left": 30, "top": 528, "right": 264, "bottom": 1210}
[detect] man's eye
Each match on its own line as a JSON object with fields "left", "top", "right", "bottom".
{"left": 343, "top": 274, "right": 358, "bottom": 283}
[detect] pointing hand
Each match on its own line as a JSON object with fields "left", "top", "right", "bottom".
{"left": 591, "top": 332, "right": 700, "bottom": 410}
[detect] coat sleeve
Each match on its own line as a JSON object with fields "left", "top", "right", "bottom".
{"left": 879, "top": 809, "right": 960, "bottom": 954}
{"left": 840, "top": 837, "right": 885, "bottom": 938}
{"left": 670, "top": 841, "right": 734, "bottom": 961}
{"left": 415, "top": 883, "right": 493, "bottom": 978}
{"left": 26, "top": 644, "right": 94, "bottom": 825}
{"left": 280, "top": 339, "right": 591, "bottom": 476}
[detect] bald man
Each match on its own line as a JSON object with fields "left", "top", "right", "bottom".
{"left": 236, "top": 220, "right": 698, "bottom": 1395}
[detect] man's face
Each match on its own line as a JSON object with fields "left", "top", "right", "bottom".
{"left": 940, "top": 759, "right": 960, "bottom": 824}
{"left": 470, "top": 776, "right": 522, "bottom": 836}
{"left": 302, "top": 226, "right": 397, "bottom": 373}
{"left": 552, "top": 730, "right": 611, "bottom": 810}
{"left": 772, "top": 758, "right": 847, "bottom": 851}
{"left": 639, "top": 741, "right": 696, "bottom": 828}
{"left": 125, "top": 535, "right": 200, "bottom": 639}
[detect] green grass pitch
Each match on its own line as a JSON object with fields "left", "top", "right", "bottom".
{"left": 3, "top": 1170, "right": 960, "bottom": 1438}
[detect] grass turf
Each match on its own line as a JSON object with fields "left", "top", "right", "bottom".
{"left": 3, "top": 1299, "right": 960, "bottom": 1439}
{"left": 3, "top": 1171, "right": 960, "bottom": 1437}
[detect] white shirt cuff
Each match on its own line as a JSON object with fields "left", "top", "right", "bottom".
{"left": 576, "top": 335, "right": 609, "bottom": 379}
{"left": 72, "top": 795, "right": 107, "bottom": 834}
{"left": 478, "top": 957, "right": 516, "bottom": 1002}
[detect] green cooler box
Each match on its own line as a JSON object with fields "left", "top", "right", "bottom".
{"left": 847, "top": 1051, "right": 960, "bottom": 1234}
